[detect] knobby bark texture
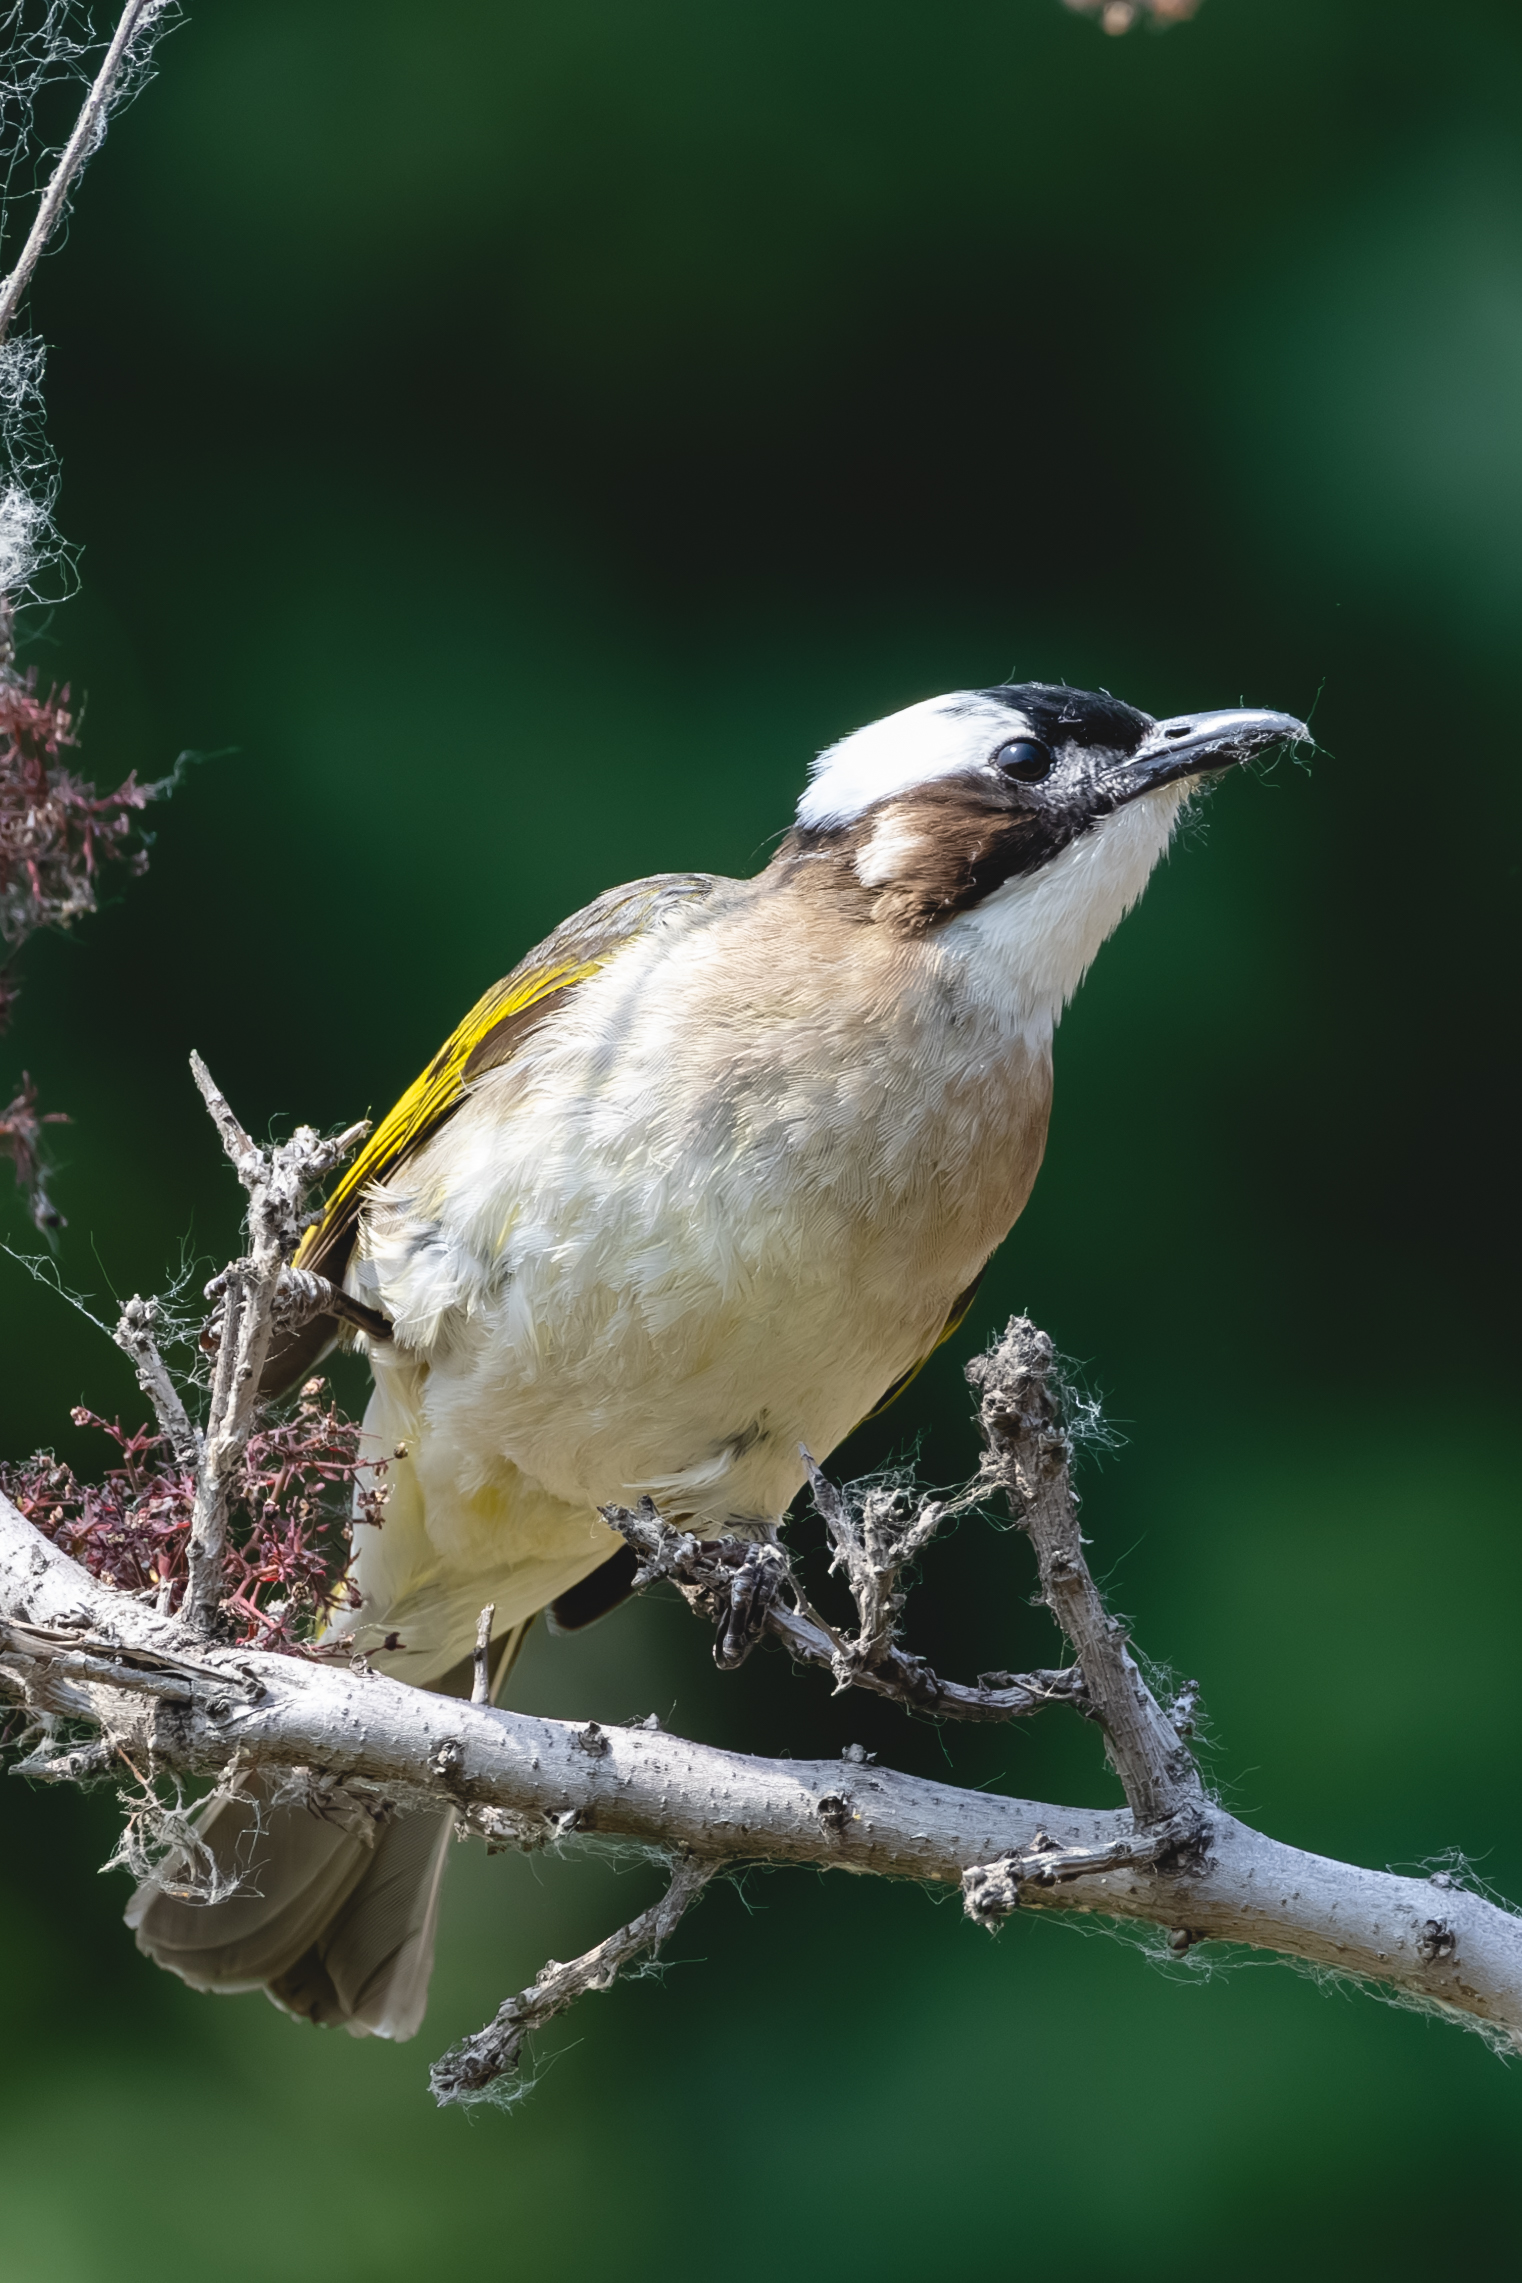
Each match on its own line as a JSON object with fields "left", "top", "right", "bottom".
{"left": 2, "top": 1313, "right": 1519, "bottom": 2098}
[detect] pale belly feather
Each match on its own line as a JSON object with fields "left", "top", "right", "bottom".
{"left": 335, "top": 891, "right": 1053, "bottom": 1683}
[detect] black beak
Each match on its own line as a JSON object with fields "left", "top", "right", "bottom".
{"left": 1107, "top": 707, "right": 1311, "bottom": 802}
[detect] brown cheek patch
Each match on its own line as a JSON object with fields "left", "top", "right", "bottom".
{"left": 858, "top": 781, "right": 1078, "bottom": 932}
{"left": 764, "top": 778, "right": 1083, "bottom": 934}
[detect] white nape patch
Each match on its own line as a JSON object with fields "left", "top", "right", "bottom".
{"left": 943, "top": 782, "right": 1190, "bottom": 1024}
{"left": 855, "top": 809, "right": 927, "bottom": 887}
{"left": 798, "top": 692, "right": 1024, "bottom": 829}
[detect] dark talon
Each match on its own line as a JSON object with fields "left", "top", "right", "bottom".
{"left": 715, "top": 1541, "right": 786, "bottom": 1669}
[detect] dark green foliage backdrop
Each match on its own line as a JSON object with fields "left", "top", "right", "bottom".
{"left": 1, "top": 0, "right": 1518, "bottom": 2272}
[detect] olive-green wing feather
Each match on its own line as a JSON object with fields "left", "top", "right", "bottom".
{"left": 262, "top": 872, "right": 720, "bottom": 1397}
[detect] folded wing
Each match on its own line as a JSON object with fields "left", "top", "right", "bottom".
{"left": 262, "top": 872, "right": 721, "bottom": 1396}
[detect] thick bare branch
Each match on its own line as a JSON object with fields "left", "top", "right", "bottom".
{"left": 4, "top": 1488, "right": 1519, "bottom": 2056}
{"left": 430, "top": 1855, "right": 720, "bottom": 2105}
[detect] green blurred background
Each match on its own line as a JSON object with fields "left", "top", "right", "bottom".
{"left": 1, "top": 0, "right": 1519, "bottom": 2270}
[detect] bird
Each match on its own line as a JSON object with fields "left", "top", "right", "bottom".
{"left": 129, "top": 678, "right": 1306, "bottom": 2037}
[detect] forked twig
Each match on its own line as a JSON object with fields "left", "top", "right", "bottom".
{"left": 603, "top": 1498, "right": 1086, "bottom": 1724}
{"left": 801, "top": 1451, "right": 962, "bottom": 1686}
{"left": 614, "top": 1318, "right": 1204, "bottom": 1911}
{"left": 181, "top": 1052, "right": 369, "bottom": 1634}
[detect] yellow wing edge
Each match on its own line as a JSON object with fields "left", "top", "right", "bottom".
{"left": 294, "top": 954, "right": 604, "bottom": 1271}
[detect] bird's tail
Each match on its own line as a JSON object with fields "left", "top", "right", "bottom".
{"left": 126, "top": 1621, "right": 531, "bottom": 2041}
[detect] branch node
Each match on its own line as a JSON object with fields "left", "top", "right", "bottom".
{"left": 430, "top": 1738, "right": 466, "bottom": 1788}
{"left": 962, "top": 1807, "right": 1210, "bottom": 1930}
{"left": 1418, "top": 1920, "right": 1458, "bottom": 1966}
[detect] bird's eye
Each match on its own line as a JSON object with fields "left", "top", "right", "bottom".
{"left": 993, "top": 737, "right": 1054, "bottom": 783}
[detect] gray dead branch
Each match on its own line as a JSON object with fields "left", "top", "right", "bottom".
{"left": 967, "top": 1319, "right": 1204, "bottom": 1846}
{"left": 112, "top": 1295, "right": 199, "bottom": 1469}
{"left": 1, "top": 1061, "right": 1517, "bottom": 2089}
{"left": 429, "top": 1855, "right": 722, "bottom": 2105}
{"left": 603, "top": 1494, "right": 1087, "bottom": 1724}
{"left": 3, "top": 1363, "right": 1520, "bottom": 2077}
{"left": 605, "top": 1314, "right": 1201, "bottom": 1900}
{"left": 177, "top": 1053, "right": 368, "bottom": 1633}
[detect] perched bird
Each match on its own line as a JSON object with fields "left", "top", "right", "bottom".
{"left": 130, "top": 679, "right": 1305, "bottom": 2036}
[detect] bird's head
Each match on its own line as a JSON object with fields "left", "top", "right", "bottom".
{"left": 779, "top": 681, "right": 1309, "bottom": 1015}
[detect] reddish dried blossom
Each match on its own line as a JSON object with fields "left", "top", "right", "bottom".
{"left": 0, "top": 667, "right": 158, "bottom": 955}
{"left": 0, "top": 1069, "right": 67, "bottom": 1228}
{"left": 1063, "top": 0, "right": 1199, "bottom": 27}
{"left": 0, "top": 616, "right": 166, "bottom": 1223}
{"left": 0, "top": 1380, "right": 387, "bottom": 1651}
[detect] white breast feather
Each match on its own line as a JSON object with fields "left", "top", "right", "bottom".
{"left": 945, "top": 782, "right": 1189, "bottom": 1022}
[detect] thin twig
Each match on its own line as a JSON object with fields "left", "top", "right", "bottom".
{"left": 968, "top": 1320, "right": 1201, "bottom": 1833}
{"left": 112, "top": 1294, "right": 199, "bottom": 1467}
{"left": 0, "top": 0, "right": 173, "bottom": 346}
{"left": 603, "top": 1499, "right": 1086, "bottom": 1723}
{"left": 962, "top": 1812, "right": 1204, "bottom": 1927}
{"left": 430, "top": 1855, "right": 721, "bottom": 2105}
{"left": 181, "top": 1053, "right": 369, "bottom": 1635}
{"left": 471, "top": 1603, "right": 495, "bottom": 1706}
{"left": 801, "top": 1449, "right": 965, "bottom": 1687}
{"left": 187, "top": 1050, "right": 257, "bottom": 1174}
